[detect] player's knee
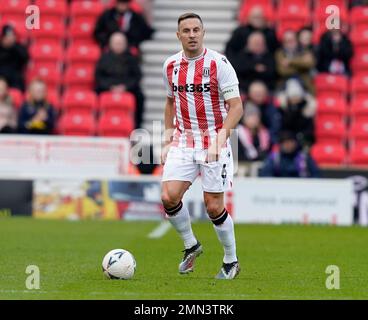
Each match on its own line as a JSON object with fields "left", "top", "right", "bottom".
{"left": 205, "top": 202, "right": 223, "bottom": 217}
{"left": 161, "top": 190, "right": 181, "bottom": 209}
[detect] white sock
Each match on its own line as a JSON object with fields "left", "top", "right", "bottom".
{"left": 212, "top": 209, "right": 237, "bottom": 264}
{"left": 165, "top": 201, "right": 197, "bottom": 249}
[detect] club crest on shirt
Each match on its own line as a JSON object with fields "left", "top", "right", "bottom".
{"left": 203, "top": 67, "right": 210, "bottom": 77}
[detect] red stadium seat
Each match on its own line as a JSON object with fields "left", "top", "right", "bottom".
{"left": 62, "top": 90, "right": 98, "bottom": 113}
{"left": 276, "top": 3, "right": 311, "bottom": 25}
{"left": 315, "top": 74, "right": 348, "bottom": 99}
{"left": 351, "top": 50, "right": 368, "bottom": 76}
{"left": 69, "top": 0, "right": 105, "bottom": 19}
{"left": 58, "top": 112, "right": 96, "bottom": 136}
{"left": 65, "top": 43, "right": 101, "bottom": 65}
{"left": 0, "top": 0, "right": 29, "bottom": 16}
{"left": 29, "top": 16, "right": 65, "bottom": 42}
{"left": 351, "top": 75, "right": 368, "bottom": 100}
{"left": 316, "top": 97, "right": 347, "bottom": 121}
{"left": 349, "top": 143, "right": 368, "bottom": 166}
{"left": 33, "top": 0, "right": 68, "bottom": 18}
{"left": 26, "top": 64, "right": 62, "bottom": 90}
{"left": 97, "top": 112, "right": 134, "bottom": 137}
{"left": 310, "top": 143, "right": 347, "bottom": 165}
{"left": 29, "top": 43, "right": 64, "bottom": 63}
{"left": 63, "top": 64, "right": 95, "bottom": 91}
{"left": 238, "top": 1, "right": 275, "bottom": 24}
{"left": 349, "top": 6, "right": 368, "bottom": 29}
{"left": 99, "top": 91, "right": 136, "bottom": 113}
{"left": 313, "top": 4, "right": 348, "bottom": 25}
{"left": 350, "top": 26, "right": 368, "bottom": 47}
{"left": 350, "top": 97, "right": 368, "bottom": 120}
{"left": 349, "top": 120, "right": 368, "bottom": 141}
{"left": 316, "top": 118, "right": 346, "bottom": 144}
{"left": 68, "top": 17, "right": 97, "bottom": 41}
{"left": 8, "top": 88, "right": 24, "bottom": 109}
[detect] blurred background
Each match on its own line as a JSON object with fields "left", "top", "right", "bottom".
{"left": 0, "top": 0, "right": 367, "bottom": 225}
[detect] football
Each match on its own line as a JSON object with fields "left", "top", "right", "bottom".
{"left": 102, "top": 249, "right": 136, "bottom": 280}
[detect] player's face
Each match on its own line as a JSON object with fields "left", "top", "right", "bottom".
{"left": 177, "top": 18, "right": 205, "bottom": 55}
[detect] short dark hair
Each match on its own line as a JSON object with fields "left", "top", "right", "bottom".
{"left": 177, "top": 13, "right": 203, "bottom": 27}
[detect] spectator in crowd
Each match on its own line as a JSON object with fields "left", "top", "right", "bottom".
{"left": 230, "top": 31, "right": 276, "bottom": 92}
{"left": 259, "top": 130, "right": 320, "bottom": 178}
{"left": 95, "top": 32, "right": 144, "bottom": 129}
{"left": 0, "top": 24, "right": 29, "bottom": 91}
{"left": 316, "top": 29, "right": 353, "bottom": 76}
{"left": 226, "top": 6, "right": 279, "bottom": 60}
{"left": 0, "top": 77, "right": 14, "bottom": 106}
{"left": 298, "top": 27, "right": 314, "bottom": 51}
{"left": 277, "top": 78, "right": 316, "bottom": 148}
{"left": 237, "top": 103, "right": 270, "bottom": 162}
{"left": 245, "top": 81, "right": 281, "bottom": 145}
{"left": 94, "top": 0, "right": 154, "bottom": 50}
{"left": 18, "top": 79, "right": 56, "bottom": 135}
{"left": 275, "top": 30, "right": 316, "bottom": 94}
{"left": 0, "top": 102, "right": 17, "bottom": 133}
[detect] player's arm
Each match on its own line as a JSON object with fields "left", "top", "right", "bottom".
{"left": 164, "top": 96, "right": 175, "bottom": 145}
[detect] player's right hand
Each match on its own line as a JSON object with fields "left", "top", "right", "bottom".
{"left": 161, "top": 143, "right": 171, "bottom": 165}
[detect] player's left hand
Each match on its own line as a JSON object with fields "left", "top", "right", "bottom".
{"left": 205, "top": 144, "right": 220, "bottom": 163}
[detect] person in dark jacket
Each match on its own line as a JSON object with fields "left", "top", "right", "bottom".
{"left": 225, "top": 6, "right": 279, "bottom": 60}
{"left": 230, "top": 31, "right": 276, "bottom": 92}
{"left": 93, "top": 0, "right": 154, "bottom": 49}
{"left": 245, "top": 81, "right": 281, "bottom": 145}
{"left": 18, "top": 79, "right": 56, "bottom": 135}
{"left": 277, "top": 78, "right": 316, "bottom": 148}
{"left": 95, "top": 32, "right": 144, "bottom": 129}
{"left": 316, "top": 29, "right": 353, "bottom": 76}
{"left": 259, "top": 130, "right": 320, "bottom": 178}
{"left": 0, "top": 24, "right": 29, "bottom": 91}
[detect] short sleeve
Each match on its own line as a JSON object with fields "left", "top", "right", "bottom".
{"left": 163, "top": 60, "right": 173, "bottom": 98}
{"left": 217, "top": 55, "right": 239, "bottom": 92}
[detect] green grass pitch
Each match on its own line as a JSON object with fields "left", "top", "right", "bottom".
{"left": 0, "top": 217, "right": 367, "bottom": 300}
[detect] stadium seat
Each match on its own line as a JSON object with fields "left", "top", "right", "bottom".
{"left": 316, "top": 119, "right": 346, "bottom": 144}
{"left": 351, "top": 75, "right": 368, "bottom": 100}
{"left": 349, "top": 120, "right": 368, "bottom": 142}
{"left": 62, "top": 90, "right": 98, "bottom": 113}
{"left": 65, "top": 43, "right": 101, "bottom": 65}
{"left": 310, "top": 143, "right": 347, "bottom": 166}
{"left": 351, "top": 50, "right": 368, "bottom": 76}
{"left": 99, "top": 91, "right": 136, "bottom": 113}
{"left": 68, "top": 17, "right": 97, "bottom": 41}
{"left": 349, "top": 6, "right": 368, "bottom": 29}
{"left": 58, "top": 112, "right": 96, "bottom": 136}
{"left": 97, "top": 112, "right": 134, "bottom": 137}
{"left": 349, "top": 143, "right": 368, "bottom": 166}
{"left": 63, "top": 64, "right": 95, "bottom": 91}
{"left": 276, "top": 3, "right": 311, "bottom": 25}
{"left": 238, "top": 0, "right": 275, "bottom": 24}
{"left": 8, "top": 88, "right": 24, "bottom": 109}
{"left": 29, "top": 43, "right": 64, "bottom": 64}
{"left": 29, "top": 16, "right": 65, "bottom": 42}
{"left": 26, "top": 64, "right": 62, "bottom": 91}
{"left": 69, "top": 0, "right": 105, "bottom": 19}
{"left": 313, "top": 3, "right": 348, "bottom": 25}
{"left": 350, "top": 97, "right": 368, "bottom": 120}
{"left": 316, "top": 96, "right": 347, "bottom": 121}
{"left": 33, "top": 0, "right": 68, "bottom": 18}
{"left": 315, "top": 74, "right": 348, "bottom": 99}
{"left": 350, "top": 26, "right": 368, "bottom": 47}
{"left": 0, "top": 0, "right": 29, "bottom": 16}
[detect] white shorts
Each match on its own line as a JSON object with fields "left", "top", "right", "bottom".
{"left": 162, "top": 145, "right": 234, "bottom": 193}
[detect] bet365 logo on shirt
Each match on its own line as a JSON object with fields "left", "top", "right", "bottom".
{"left": 172, "top": 83, "right": 210, "bottom": 93}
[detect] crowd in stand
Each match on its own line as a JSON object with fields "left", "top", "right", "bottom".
{"left": 231, "top": 2, "right": 360, "bottom": 177}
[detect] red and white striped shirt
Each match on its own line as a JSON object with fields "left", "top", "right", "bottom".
{"left": 163, "top": 48, "right": 239, "bottom": 149}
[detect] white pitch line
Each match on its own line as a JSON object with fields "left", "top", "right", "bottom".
{"left": 147, "top": 220, "right": 172, "bottom": 239}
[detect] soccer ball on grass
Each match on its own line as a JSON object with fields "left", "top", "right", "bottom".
{"left": 102, "top": 249, "right": 136, "bottom": 280}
